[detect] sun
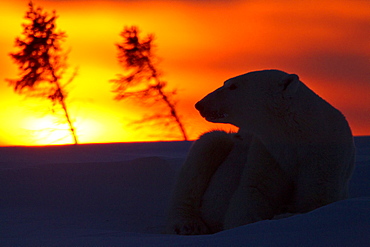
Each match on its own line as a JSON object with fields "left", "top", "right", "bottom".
{"left": 21, "top": 112, "right": 125, "bottom": 146}
{"left": 23, "top": 115, "right": 76, "bottom": 145}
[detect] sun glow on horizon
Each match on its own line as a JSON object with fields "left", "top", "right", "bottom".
{"left": 0, "top": 0, "right": 369, "bottom": 146}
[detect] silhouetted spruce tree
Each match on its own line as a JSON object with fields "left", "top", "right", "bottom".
{"left": 111, "top": 26, "right": 188, "bottom": 141}
{"left": 7, "top": 1, "right": 78, "bottom": 145}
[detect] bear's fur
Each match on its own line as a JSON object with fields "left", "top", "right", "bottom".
{"left": 166, "top": 69, "right": 355, "bottom": 235}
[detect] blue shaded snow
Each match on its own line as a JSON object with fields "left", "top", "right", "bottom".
{"left": 1, "top": 137, "right": 369, "bottom": 246}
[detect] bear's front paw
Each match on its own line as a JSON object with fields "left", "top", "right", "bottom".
{"left": 166, "top": 217, "right": 211, "bottom": 235}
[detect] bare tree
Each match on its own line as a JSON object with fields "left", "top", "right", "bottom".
{"left": 111, "top": 26, "right": 188, "bottom": 141}
{"left": 7, "top": 1, "right": 78, "bottom": 145}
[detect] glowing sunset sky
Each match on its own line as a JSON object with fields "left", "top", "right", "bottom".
{"left": 0, "top": 0, "right": 369, "bottom": 146}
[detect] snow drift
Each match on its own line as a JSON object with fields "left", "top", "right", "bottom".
{"left": 1, "top": 137, "right": 369, "bottom": 246}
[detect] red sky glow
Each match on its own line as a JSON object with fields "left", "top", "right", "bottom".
{"left": 0, "top": 0, "right": 369, "bottom": 146}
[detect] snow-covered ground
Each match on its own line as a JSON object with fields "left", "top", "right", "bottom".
{"left": 1, "top": 137, "right": 369, "bottom": 246}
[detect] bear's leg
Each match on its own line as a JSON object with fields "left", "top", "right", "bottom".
{"left": 223, "top": 137, "right": 292, "bottom": 230}
{"left": 201, "top": 131, "right": 253, "bottom": 233}
{"left": 166, "top": 131, "right": 234, "bottom": 235}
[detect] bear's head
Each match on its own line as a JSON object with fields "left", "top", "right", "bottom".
{"left": 195, "top": 69, "right": 301, "bottom": 131}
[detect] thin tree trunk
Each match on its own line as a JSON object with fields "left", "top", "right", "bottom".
{"left": 157, "top": 86, "right": 188, "bottom": 141}
{"left": 55, "top": 83, "right": 78, "bottom": 145}
{"left": 60, "top": 96, "right": 78, "bottom": 145}
{"left": 152, "top": 77, "right": 188, "bottom": 141}
{"left": 52, "top": 70, "right": 78, "bottom": 145}
{"left": 146, "top": 61, "right": 188, "bottom": 141}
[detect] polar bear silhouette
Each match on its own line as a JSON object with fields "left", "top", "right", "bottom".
{"left": 166, "top": 69, "right": 355, "bottom": 235}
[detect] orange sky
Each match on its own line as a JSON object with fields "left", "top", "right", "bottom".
{"left": 0, "top": 0, "right": 369, "bottom": 146}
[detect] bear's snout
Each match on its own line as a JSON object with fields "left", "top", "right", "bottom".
{"left": 195, "top": 100, "right": 207, "bottom": 118}
{"left": 195, "top": 99, "right": 229, "bottom": 123}
{"left": 195, "top": 101, "right": 204, "bottom": 112}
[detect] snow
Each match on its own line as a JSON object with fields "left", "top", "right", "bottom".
{"left": 1, "top": 137, "right": 369, "bottom": 246}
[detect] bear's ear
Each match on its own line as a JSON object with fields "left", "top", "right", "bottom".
{"left": 279, "top": 73, "right": 300, "bottom": 98}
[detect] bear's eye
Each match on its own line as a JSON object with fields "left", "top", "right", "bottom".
{"left": 228, "top": 84, "right": 237, "bottom": 90}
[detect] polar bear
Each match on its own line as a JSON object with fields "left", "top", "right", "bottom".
{"left": 166, "top": 69, "right": 355, "bottom": 235}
